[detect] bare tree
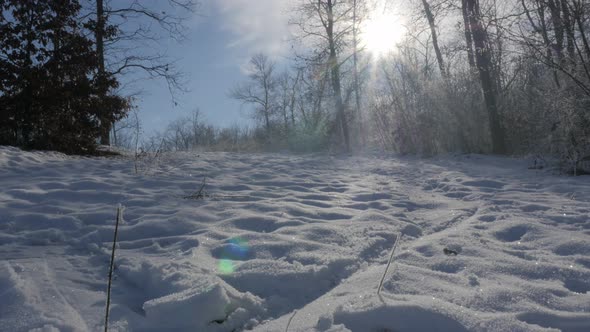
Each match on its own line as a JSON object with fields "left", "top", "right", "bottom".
{"left": 520, "top": 0, "right": 590, "bottom": 95}
{"left": 292, "top": 0, "right": 354, "bottom": 152}
{"left": 92, "top": 0, "right": 199, "bottom": 145}
{"left": 230, "top": 54, "right": 277, "bottom": 140}
{"left": 112, "top": 106, "right": 140, "bottom": 149}
{"left": 352, "top": 0, "right": 368, "bottom": 145}
{"left": 421, "top": 0, "right": 446, "bottom": 78}
{"left": 277, "top": 70, "right": 302, "bottom": 135}
{"left": 297, "top": 61, "right": 332, "bottom": 127}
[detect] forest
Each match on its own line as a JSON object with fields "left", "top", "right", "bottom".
{"left": 1, "top": 0, "right": 589, "bottom": 167}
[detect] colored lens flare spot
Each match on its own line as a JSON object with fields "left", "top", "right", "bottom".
{"left": 218, "top": 259, "right": 234, "bottom": 274}
{"left": 226, "top": 237, "right": 250, "bottom": 259}
{"left": 218, "top": 237, "right": 251, "bottom": 274}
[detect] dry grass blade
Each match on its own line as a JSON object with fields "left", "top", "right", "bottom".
{"left": 105, "top": 204, "right": 123, "bottom": 332}
{"left": 184, "top": 177, "right": 207, "bottom": 200}
{"left": 378, "top": 233, "right": 402, "bottom": 302}
{"left": 285, "top": 309, "right": 298, "bottom": 332}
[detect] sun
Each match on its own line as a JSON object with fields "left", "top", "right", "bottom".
{"left": 360, "top": 11, "right": 406, "bottom": 57}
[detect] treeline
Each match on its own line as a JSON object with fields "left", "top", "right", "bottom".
{"left": 0, "top": 0, "right": 196, "bottom": 154}
{"left": 115, "top": 109, "right": 270, "bottom": 153}
{"left": 3, "top": 0, "right": 588, "bottom": 166}
{"left": 159, "top": 0, "right": 587, "bottom": 168}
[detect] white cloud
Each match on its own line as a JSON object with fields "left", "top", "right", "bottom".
{"left": 208, "top": 0, "right": 293, "bottom": 58}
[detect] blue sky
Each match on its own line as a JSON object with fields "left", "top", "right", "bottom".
{"left": 130, "top": 0, "right": 292, "bottom": 135}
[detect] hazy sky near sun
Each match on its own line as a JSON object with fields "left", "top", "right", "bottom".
{"left": 131, "top": 0, "right": 408, "bottom": 136}
{"left": 133, "top": 0, "right": 294, "bottom": 135}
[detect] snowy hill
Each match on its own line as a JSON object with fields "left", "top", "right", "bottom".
{"left": 1, "top": 146, "right": 589, "bottom": 331}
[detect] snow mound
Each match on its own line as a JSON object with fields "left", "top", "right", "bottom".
{"left": 142, "top": 282, "right": 262, "bottom": 331}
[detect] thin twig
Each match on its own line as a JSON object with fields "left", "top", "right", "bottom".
{"left": 183, "top": 177, "right": 207, "bottom": 199}
{"left": 105, "top": 204, "right": 123, "bottom": 332}
{"left": 378, "top": 233, "right": 403, "bottom": 301}
{"left": 285, "top": 309, "right": 298, "bottom": 332}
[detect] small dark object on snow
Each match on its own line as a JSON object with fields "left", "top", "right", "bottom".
{"left": 184, "top": 177, "right": 207, "bottom": 200}
{"left": 443, "top": 248, "right": 458, "bottom": 256}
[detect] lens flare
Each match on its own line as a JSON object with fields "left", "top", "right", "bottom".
{"left": 217, "top": 237, "right": 250, "bottom": 275}
{"left": 227, "top": 237, "right": 249, "bottom": 259}
{"left": 218, "top": 259, "right": 234, "bottom": 274}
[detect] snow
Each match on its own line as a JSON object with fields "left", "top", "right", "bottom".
{"left": 1, "top": 145, "right": 589, "bottom": 331}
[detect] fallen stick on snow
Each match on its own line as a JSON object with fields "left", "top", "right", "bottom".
{"left": 183, "top": 177, "right": 207, "bottom": 199}
{"left": 285, "top": 309, "right": 298, "bottom": 332}
{"left": 378, "top": 233, "right": 402, "bottom": 302}
{"left": 105, "top": 204, "right": 123, "bottom": 332}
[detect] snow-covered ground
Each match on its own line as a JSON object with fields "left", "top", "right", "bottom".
{"left": 1, "top": 146, "right": 589, "bottom": 332}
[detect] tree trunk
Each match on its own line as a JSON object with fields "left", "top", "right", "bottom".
{"left": 290, "top": 71, "right": 300, "bottom": 128}
{"left": 96, "top": 0, "right": 110, "bottom": 146}
{"left": 547, "top": 0, "right": 565, "bottom": 63}
{"left": 22, "top": 8, "right": 35, "bottom": 146}
{"left": 283, "top": 101, "right": 289, "bottom": 132}
{"left": 572, "top": 0, "right": 590, "bottom": 61}
{"left": 561, "top": 0, "right": 575, "bottom": 63}
{"left": 326, "top": 0, "right": 350, "bottom": 153}
{"left": 264, "top": 74, "right": 271, "bottom": 139}
{"left": 461, "top": 0, "right": 476, "bottom": 69}
{"left": 537, "top": 1, "right": 562, "bottom": 86}
{"left": 264, "top": 110, "right": 271, "bottom": 138}
{"left": 352, "top": 0, "right": 364, "bottom": 145}
{"left": 422, "top": 0, "right": 446, "bottom": 78}
{"left": 465, "top": 0, "right": 506, "bottom": 154}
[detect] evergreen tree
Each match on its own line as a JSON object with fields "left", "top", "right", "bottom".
{"left": 0, "top": 0, "right": 128, "bottom": 154}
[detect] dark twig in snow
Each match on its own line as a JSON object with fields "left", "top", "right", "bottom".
{"left": 285, "top": 309, "right": 298, "bottom": 332}
{"left": 105, "top": 204, "right": 123, "bottom": 332}
{"left": 183, "top": 177, "right": 207, "bottom": 199}
{"left": 378, "top": 233, "right": 402, "bottom": 302}
{"left": 443, "top": 248, "right": 458, "bottom": 256}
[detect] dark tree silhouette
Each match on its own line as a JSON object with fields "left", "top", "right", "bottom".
{"left": 0, "top": 0, "right": 128, "bottom": 154}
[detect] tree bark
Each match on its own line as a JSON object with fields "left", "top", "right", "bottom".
{"left": 263, "top": 71, "right": 271, "bottom": 138}
{"left": 422, "top": 0, "right": 446, "bottom": 78}
{"left": 561, "top": 0, "right": 575, "bottom": 63}
{"left": 461, "top": 0, "right": 476, "bottom": 69}
{"left": 352, "top": 0, "right": 364, "bottom": 145}
{"left": 326, "top": 0, "right": 350, "bottom": 152}
{"left": 535, "top": 0, "right": 562, "bottom": 86}
{"left": 465, "top": 0, "right": 506, "bottom": 154}
{"left": 290, "top": 71, "right": 300, "bottom": 128}
{"left": 96, "top": 0, "right": 110, "bottom": 145}
{"left": 572, "top": 0, "right": 590, "bottom": 61}
{"left": 546, "top": 0, "right": 565, "bottom": 63}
